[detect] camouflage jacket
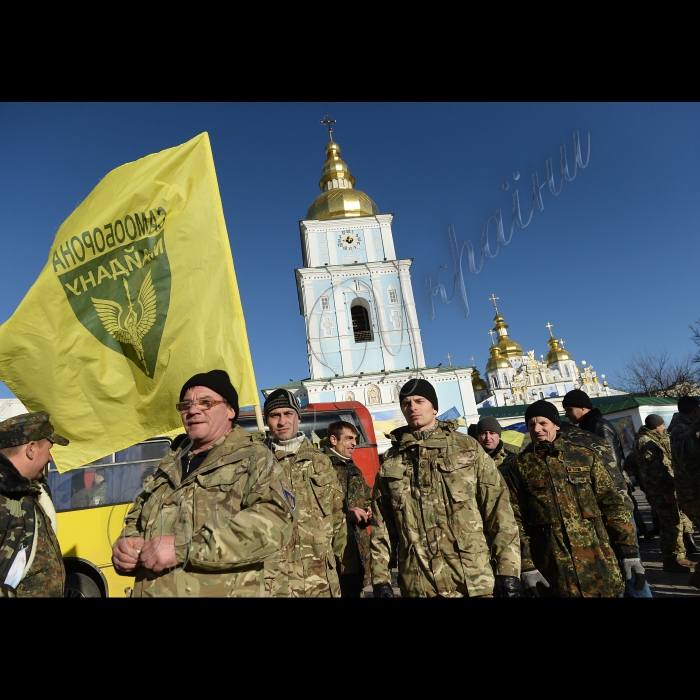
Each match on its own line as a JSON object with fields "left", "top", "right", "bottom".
{"left": 119, "top": 425, "right": 297, "bottom": 597}
{"left": 668, "top": 412, "right": 700, "bottom": 503}
{"left": 268, "top": 436, "right": 347, "bottom": 597}
{"left": 488, "top": 441, "right": 516, "bottom": 473}
{"left": 560, "top": 423, "right": 634, "bottom": 515}
{"left": 633, "top": 426, "right": 674, "bottom": 497}
{"left": 326, "top": 449, "right": 372, "bottom": 587}
{"left": 0, "top": 454, "right": 64, "bottom": 598}
{"left": 505, "top": 431, "right": 637, "bottom": 598}
{"left": 371, "top": 420, "right": 520, "bottom": 598}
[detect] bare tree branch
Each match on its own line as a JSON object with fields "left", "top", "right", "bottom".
{"left": 612, "top": 350, "right": 699, "bottom": 397}
{"left": 690, "top": 318, "right": 700, "bottom": 365}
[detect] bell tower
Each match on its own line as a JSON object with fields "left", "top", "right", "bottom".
{"left": 295, "top": 117, "right": 425, "bottom": 380}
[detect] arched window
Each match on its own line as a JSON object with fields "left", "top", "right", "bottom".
{"left": 351, "top": 300, "right": 373, "bottom": 342}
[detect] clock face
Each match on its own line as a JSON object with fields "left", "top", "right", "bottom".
{"left": 338, "top": 230, "right": 361, "bottom": 250}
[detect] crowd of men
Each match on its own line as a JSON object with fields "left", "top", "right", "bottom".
{"left": 2, "top": 368, "right": 700, "bottom": 597}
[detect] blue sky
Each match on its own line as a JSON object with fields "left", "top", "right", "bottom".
{"left": 1, "top": 102, "right": 698, "bottom": 401}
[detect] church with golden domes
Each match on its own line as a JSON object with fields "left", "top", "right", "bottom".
{"left": 262, "top": 118, "right": 480, "bottom": 450}
{"left": 472, "top": 295, "right": 621, "bottom": 409}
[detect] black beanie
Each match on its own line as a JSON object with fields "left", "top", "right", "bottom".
{"left": 180, "top": 370, "right": 239, "bottom": 420}
{"left": 562, "top": 389, "right": 593, "bottom": 410}
{"left": 264, "top": 388, "right": 302, "bottom": 419}
{"left": 399, "top": 378, "right": 438, "bottom": 412}
{"left": 645, "top": 414, "right": 665, "bottom": 429}
{"left": 525, "top": 400, "right": 562, "bottom": 427}
{"left": 476, "top": 417, "right": 502, "bottom": 436}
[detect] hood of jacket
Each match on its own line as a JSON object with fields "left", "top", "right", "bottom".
{"left": 0, "top": 453, "right": 32, "bottom": 498}
{"left": 668, "top": 411, "right": 692, "bottom": 436}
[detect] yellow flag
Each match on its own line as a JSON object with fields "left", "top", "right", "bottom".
{"left": 0, "top": 133, "right": 259, "bottom": 471}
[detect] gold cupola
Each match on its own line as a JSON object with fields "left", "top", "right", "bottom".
{"left": 493, "top": 313, "right": 523, "bottom": 359}
{"left": 544, "top": 323, "right": 573, "bottom": 365}
{"left": 306, "top": 138, "right": 379, "bottom": 221}
{"left": 470, "top": 358, "right": 488, "bottom": 392}
{"left": 485, "top": 343, "right": 511, "bottom": 373}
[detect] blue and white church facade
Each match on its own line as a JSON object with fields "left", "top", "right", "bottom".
{"left": 262, "top": 131, "right": 479, "bottom": 451}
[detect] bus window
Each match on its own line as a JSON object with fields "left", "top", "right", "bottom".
{"left": 47, "top": 439, "right": 171, "bottom": 513}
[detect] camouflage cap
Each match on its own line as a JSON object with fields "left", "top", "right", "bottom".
{"left": 0, "top": 411, "right": 69, "bottom": 449}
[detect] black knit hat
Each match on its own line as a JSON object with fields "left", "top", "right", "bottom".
{"left": 399, "top": 378, "right": 438, "bottom": 412}
{"left": 645, "top": 414, "right": 665, "bottom": 429}
{"left": 476, "top": 417, "right": 502, "bottom": 436}
{"left": 264, "top": 388, "right": 302, "bottom": 420}
{"left": 180, "top": 370, "right": 239, "bottom": 420}
{"left": 525, "top": 400, "right": 562, "bottom": 427}
{"left": 562, "top": 389, "right": 593, "bottom": 410}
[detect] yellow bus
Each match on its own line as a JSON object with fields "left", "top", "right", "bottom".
{"left": 47, "top": 437, "right": 172, "bottom": 597}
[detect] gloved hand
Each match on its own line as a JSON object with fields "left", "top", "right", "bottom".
{"left": 521, "top": 568, "right": 550, "bottom": 598}
{"left": 373, "top": 582, "right": 396, "bottom": 598}
{"left": 494, "top": 575, "right": 523, "bottom": 598}
{"left": 619, "top": 558, "right": 646, "bottom": 591}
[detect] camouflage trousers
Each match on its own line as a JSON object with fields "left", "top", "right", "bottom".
{"left": 679, "top": 501, "right": 700, "bottom": 573}
{"left": 646, "top": 489, "right": 685, "bottom": 561}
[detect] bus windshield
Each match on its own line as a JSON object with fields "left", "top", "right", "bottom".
{"left": 47, "top": 439, "right": 171, "bottom": 512}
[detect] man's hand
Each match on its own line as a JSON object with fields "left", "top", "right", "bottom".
{"left": 620, "top": 558, "right": 647, "bottom": 591}
{"left": 347, "top": 507, "right": 369, "bottom": 524}
{"left": 521, "top": 568, "right": 550, "bottom": 598}
{"left": 663, "top": 492, "right": 677, "bottom": 505}
{"left": 139, "top": 535, "right": 177, "bottom": 573}
{"left": 112, "top": 536, "right": 145, "bottom": 574}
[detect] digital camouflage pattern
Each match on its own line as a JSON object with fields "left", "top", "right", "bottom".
{"left": 269, "top": 437, "right": 346, "bottom": 597}
{"left": 371, "top": 420, "right": 520, "bottom": 598}
{"left": 327, "top": 451, "right": 372, "bottom": 587}
{"left": 0, "top": 411, "right": 69, "bottom": 449}
{"left": 505, "top": 430, "right": 638, "bottom": 598}
{"left": 634, "top": 425, "right": 686, "bottom": 561}
{"left": 71, "top": 476, "right": 107, "bottom": 509}
{"left": 119, "top": 424, "right": 296, "bottom": 597}
{"left": 0, "top": 453, "right": 64, "bottom": 597}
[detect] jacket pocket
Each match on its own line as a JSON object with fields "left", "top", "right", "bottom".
{"left": 567, "top": 469, "right": 600, "bottom": 518}
{"left": 310, "top": 472, "right": 335, "bottom": 517}
{"left": 382, "top": 463, "right": 408, "bottom": 511}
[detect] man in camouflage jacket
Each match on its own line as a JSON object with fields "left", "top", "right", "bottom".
{"left": 113, "top": 371, "right": 296, "bottom": 597}
{"left": 371, "top": 379, "right": 521, "bottom": 598}
{"left": 475, "top": 416, "right": 516, "bottom": 474}
{"left": 0, "top": 412, "right": 67, "bottom": 597}
{"left": 325, "top": 420, "right": 372, "bottom": 597}
{"left": 263, "top": 389, "right": 347, "bottom": 597}
{"left": 633, "top": 414, "right": 691, "bottom": 573}
{"left": 506, "top": 400, "right": 643, "bottom": 598}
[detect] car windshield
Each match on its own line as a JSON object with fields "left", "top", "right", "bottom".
{"left": 47, "top": 439, "right": 171, "bottom": 512}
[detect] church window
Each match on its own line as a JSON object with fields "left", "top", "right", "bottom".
{"left": 351, "top": 300, "right": 373, "bottom": 342}
{"left": 388, "top": 286, "right": 398, "bottom": 304}
{"left": 564, "top": 365, "right": 570, "bottom": 378}
{"left": 320, "top": 295, "right": 330, "bottom": 311}
{"left": 493, "top": 375, "right": 499, "bottom": 389}
{"left": 345, "top": 392, "right": 355, "bottom": 401}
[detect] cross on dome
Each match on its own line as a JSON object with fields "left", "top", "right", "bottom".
{"left": 546, "top": 322, "right": 554, "bottom": 338}
{"left": 488, "top": 294, "right": 500, "bottom": 314}
{"left": 319, "top": 114, "right": 337, "bottom": 141}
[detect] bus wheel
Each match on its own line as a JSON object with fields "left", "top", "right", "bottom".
{"left": 65, "top": 572, "right": 102, "bottom": 598}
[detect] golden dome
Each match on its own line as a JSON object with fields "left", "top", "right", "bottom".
{"left": 306, "top": 139, "right": 379, "bottom": 221}
{"left": 545, "top": 336, "right": 572, "bottom": 365}
{"left": 486, "top": 345, "right": 511, "bottom": 373}
{"left": 493, "top": 312, "right": 523, "bottom": 358}
{"left": 471, "top": 366, "right": 488, "bottom": 392}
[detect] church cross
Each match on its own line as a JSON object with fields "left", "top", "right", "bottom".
{"left": 320, "top": 114, "right": 337, "bottom": 141}
{"left": 560, "top": 339, "right": 566, "bottom": 348}
{"left": 488, "top": 294, "right": 500, "bottom": 313}
{"left": 470, "top": 355, "right": 475, "bottom": 366}
{"left": 488, "top": 329, "right": 496, "bottom": 345}
{"left": 546, "top": 322, "right": 554, "bottom": 337}
{"left": 447, "top": 353, "right": 453, "bottom": 367}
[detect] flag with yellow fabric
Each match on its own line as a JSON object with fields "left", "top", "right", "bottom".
{"left": 0, "top": 133, "right": 259, "bottom": 471}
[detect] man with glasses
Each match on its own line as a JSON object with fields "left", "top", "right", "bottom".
{"left": 0, "top": 411, "right": 68, "bottom": 597}
{"left": 263, "top": 388, "right": 346, "bottom": 597}
{"left": 112, "top": 370, "right": 297, "bottom": 597}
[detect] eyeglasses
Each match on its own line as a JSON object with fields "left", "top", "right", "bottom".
{"left": 175, "top": 399, "right": 228, "bottom": 413}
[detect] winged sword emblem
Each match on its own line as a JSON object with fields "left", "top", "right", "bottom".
{"left": 91, "top": 270, "right": 157, "bottom": 374}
